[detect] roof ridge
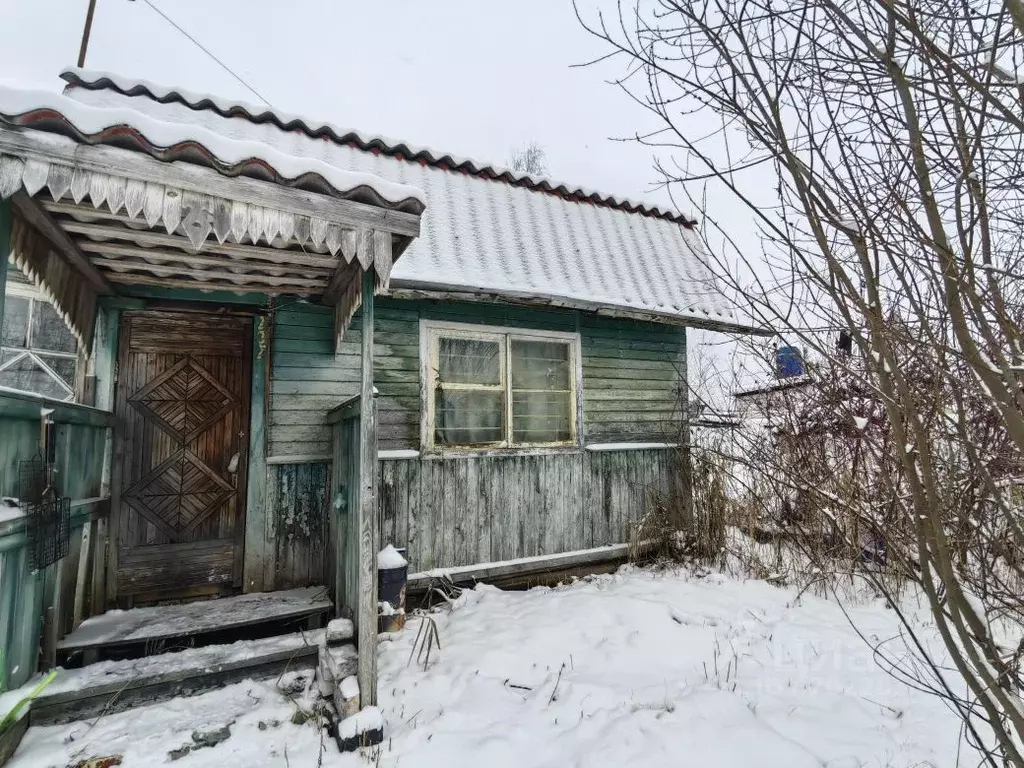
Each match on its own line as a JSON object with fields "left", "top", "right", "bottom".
{"left": 60, "top": 67, "right": 696, "bottom": 227}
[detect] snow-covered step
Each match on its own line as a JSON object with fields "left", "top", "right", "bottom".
{"left": 57, "top": 586, "right": 332, "bottom": 663}
{"left": 33, "top": 630, "right": 329, "bottom": 726}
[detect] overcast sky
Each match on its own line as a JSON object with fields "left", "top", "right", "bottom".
{"left": 0, "top": 0, "right": 682, "bottom": 208}
{"left": 0, "top": 0, "right": 769, "bottom": 400}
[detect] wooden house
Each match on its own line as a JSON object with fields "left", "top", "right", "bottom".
{"left": 0, "top": 68, "right": 760, "bottom": 718}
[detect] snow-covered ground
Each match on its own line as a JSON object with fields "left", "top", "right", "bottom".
{"left": 10, "top": 566, "right": 963, "bottom": 767}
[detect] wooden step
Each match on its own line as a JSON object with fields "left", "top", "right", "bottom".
{"left": 58, "top": 586, "right": 332, "bottom": 661}
{"left": 33, "top": 630, "right": 330, "bottom": 725}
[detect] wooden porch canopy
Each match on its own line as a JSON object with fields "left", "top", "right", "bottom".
{"left": 0, "top": 88, "right": 424, "bottom": 349}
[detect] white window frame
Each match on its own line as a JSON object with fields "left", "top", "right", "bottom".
{"left": 420, "top": 320, "right": 583, "bottom": 454}
{"left": 0, "top": 282, "right": 78, "bottom": 401}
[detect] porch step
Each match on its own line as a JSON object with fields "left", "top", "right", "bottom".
{"left": 33, "top": 630, "right": 328, "bottom": 725}
{"left": 57, "top": 586, "right": 332, "bottom": 663}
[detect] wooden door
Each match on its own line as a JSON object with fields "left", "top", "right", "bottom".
{"left": 112, "top": 310, "right": 252, "bottom": 603}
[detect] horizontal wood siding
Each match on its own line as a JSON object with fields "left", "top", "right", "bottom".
{"left": 269, "top": 302, "right": 357, "bottom": 457}
{"left": 579, "top": 314, "right": 686, "bottom": 443}
{"left": 378, "top": 448, "right": 678, "bottom": 571}
{"left": 268, "top": 301, "right": 421, "bottom": 455}
{"left": 322, "top": 297, "right": 686, "bottom": 451}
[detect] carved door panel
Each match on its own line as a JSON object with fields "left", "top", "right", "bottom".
{"left": 113, "top": 310, "right": 252, "bottom": 602}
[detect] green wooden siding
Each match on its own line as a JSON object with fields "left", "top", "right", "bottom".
{"left": 267, "top": 297, "right": 687, "bottom": 455}
{"left": 378, "top": 448, "right": 680, "bottom": 571}
{"left": 0, "top": 391, "right": 113, "bottom": 690}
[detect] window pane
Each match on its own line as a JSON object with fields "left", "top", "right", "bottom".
{"left": 31, "top": 300, "right": 77, "bottom": 353}
{"left": 435, "top": 389, "right": 504, "bottom": 446}
{"left": 511, "top": 340, "right": 572, "bottom": 443}
{"left": 511, "top": 340, "right": 570, "bottom": 389}
{"left": 0, "top": 355, "right": 72, "bottom": 400}
{"left": 36, "top": 354, "right": 77, "bottom": 390}
{"left": 512, "top": 391, "right": 571, "bottom": 443}
{"left": 438, "top": 337, "right": 501, "bottom": 385}
{"left": 1, "top": 295, "right": 30, "bottom": 348}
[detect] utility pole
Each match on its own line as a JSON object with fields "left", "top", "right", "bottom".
{"left": 77, "top": 0, "right": 98, "bottom": 68}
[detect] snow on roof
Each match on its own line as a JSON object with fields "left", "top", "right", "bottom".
{"left": 51, "top": 69, "right": 751, "bottom": 329}
{"left": 0, "top": 81, "right": 424, "bottom": 211}
{"left": 61, "top": 68, "right": 691, "bottom": 224}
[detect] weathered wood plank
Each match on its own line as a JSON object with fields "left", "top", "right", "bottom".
{"left": 244, "top": 320, "right": 268, "bottom": 593}
{"left": 357, "top": 270, "right": 378, "bottom": 706}
{"left": 11, "top": 192, "right": 113, "bottom": 294}
{"left": 0, "top": 200, "right": 9, "bottom": 343}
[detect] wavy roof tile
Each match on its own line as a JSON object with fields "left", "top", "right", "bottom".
{"left": 50, "top": 68, "right": 751, "bottom": 330}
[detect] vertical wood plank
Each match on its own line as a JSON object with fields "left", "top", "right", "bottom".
{"left": 0, "top": 199, "right": 9, "bottom": 326}
{"left": 476, "top": 457, "right": 491, "bottom": 563}
{"left": 419, "top": 461, "right": 440, "bottom": 569}
{"left": 245, "top": 318, "right": 268, "bottom": 592}
{"left": 461, "top": 459, "right": 480, "bottom": 567}
{"left": 379, "top": 461, "right": 397, "bottom": 547}
{"left": 72, "top": 521, "right": 92, "bottom": 629}
{"left": 441, "top": 460, "right": 457, "bottom": 566}
{"left": 357, "top": 270, "right": 379, "bottom": 706}
{"left": 394, "top": 460, "right": 411, "bottom": 555}
{"left": 81, "top": 306, "right": 116, "bottom": 616}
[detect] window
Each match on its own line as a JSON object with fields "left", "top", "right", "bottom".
{"left": 0, "top": 287, "right": 78, "bottom": 401}
{"left": 424, "top": 322, "right": 580, "bottom": 450}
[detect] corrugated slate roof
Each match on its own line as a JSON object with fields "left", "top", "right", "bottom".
{"left": 56, "top": 69, "right": 749, "bottom": 330}
{"left": 0, "top": 83, "right": 424, "bottom": 214}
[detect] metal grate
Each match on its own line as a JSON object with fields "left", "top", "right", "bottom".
{"left": 18, "top": 451, "right": 70, "bottom": 571}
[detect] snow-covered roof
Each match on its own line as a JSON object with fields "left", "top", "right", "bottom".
{"left": 46, "top": 69, "right": 752, "bottom": 330}
{"left": 0, "top": 82, "right": 424, "bottom": 213}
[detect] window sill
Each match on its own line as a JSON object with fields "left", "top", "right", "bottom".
{"left": 420, "top": 444, "right": 583, "bottom": 460}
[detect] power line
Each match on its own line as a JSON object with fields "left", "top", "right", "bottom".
{"left": 137, "top": 0, "right": 273, "bottom": 107}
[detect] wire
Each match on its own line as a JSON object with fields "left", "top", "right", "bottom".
{"left": 137, "top": 0, "right": 274, "bottom": 107}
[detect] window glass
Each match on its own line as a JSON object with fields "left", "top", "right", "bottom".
{"left": 36, "top": 354, "right": 76, "bottom": 389}
{"left": 428, "top": 329, "right": 578, "bottom": 449}
{"left": 1, "top": 295, "right": 30, "bottom": 348}
{"left": 438, "top": 337, "right": 501, "bottom": 385}
{"left": 435, "top": 389, "right": 504, "bottom": 446}
{"left": 31, "top": 300, "right": 77, "bottom": 353}
{"left": 510, "top": 340, "right": 572, "bottom": 443}
{"left": 0, "top": 355, "right": 72, "bottom": 400}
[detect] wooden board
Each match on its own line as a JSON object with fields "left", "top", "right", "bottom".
{"left": 35, "top": 630, "right": 326, "bottom": 726}
{"left": 377, "top": 449, "right": 676, "bottom": 571}
{"left": 112, "top": 310, "right": 253, "bottom": 602}
{"left": 57, "top": 585, "right": 331, "bottom": 652}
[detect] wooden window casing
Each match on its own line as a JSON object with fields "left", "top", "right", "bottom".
{"left": 421, "top": 321, "right": 582, "bottom": 454}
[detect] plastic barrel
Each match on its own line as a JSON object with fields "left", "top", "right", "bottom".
{"left": 776, "top": 346, "right": 804, "bottom": 378}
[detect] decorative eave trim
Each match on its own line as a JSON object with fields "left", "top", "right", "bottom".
{"left": 0, "top": 130, "right": 431, "bottom": 302}
{"left": 1, "top": 155, "right": 383, "bottom": 283}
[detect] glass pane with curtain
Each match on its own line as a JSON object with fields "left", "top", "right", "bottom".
{"left": 31, "top": 300, "right": 77, "bottom": 353}
{"left": 435, "top": 389, "right": 504, "bottom": 446}
{"left": 438, "top": 337, "right": 501, "bottom": 385}
{"left": 510, "top": 340, "right": 572, "bottom": 443}
{"left": 1, "top": 295, "right": 30, "bottom": 348}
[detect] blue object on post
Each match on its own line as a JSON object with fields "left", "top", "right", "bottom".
{"left": 776, "top": 346, "right": 804, "bottom": 378}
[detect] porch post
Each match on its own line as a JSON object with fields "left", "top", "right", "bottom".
{"left": 0, "top": 200, "right": 10, "bottom": 326}
{"left": 357, "top": 268, "right": 379, "bottom": 705}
